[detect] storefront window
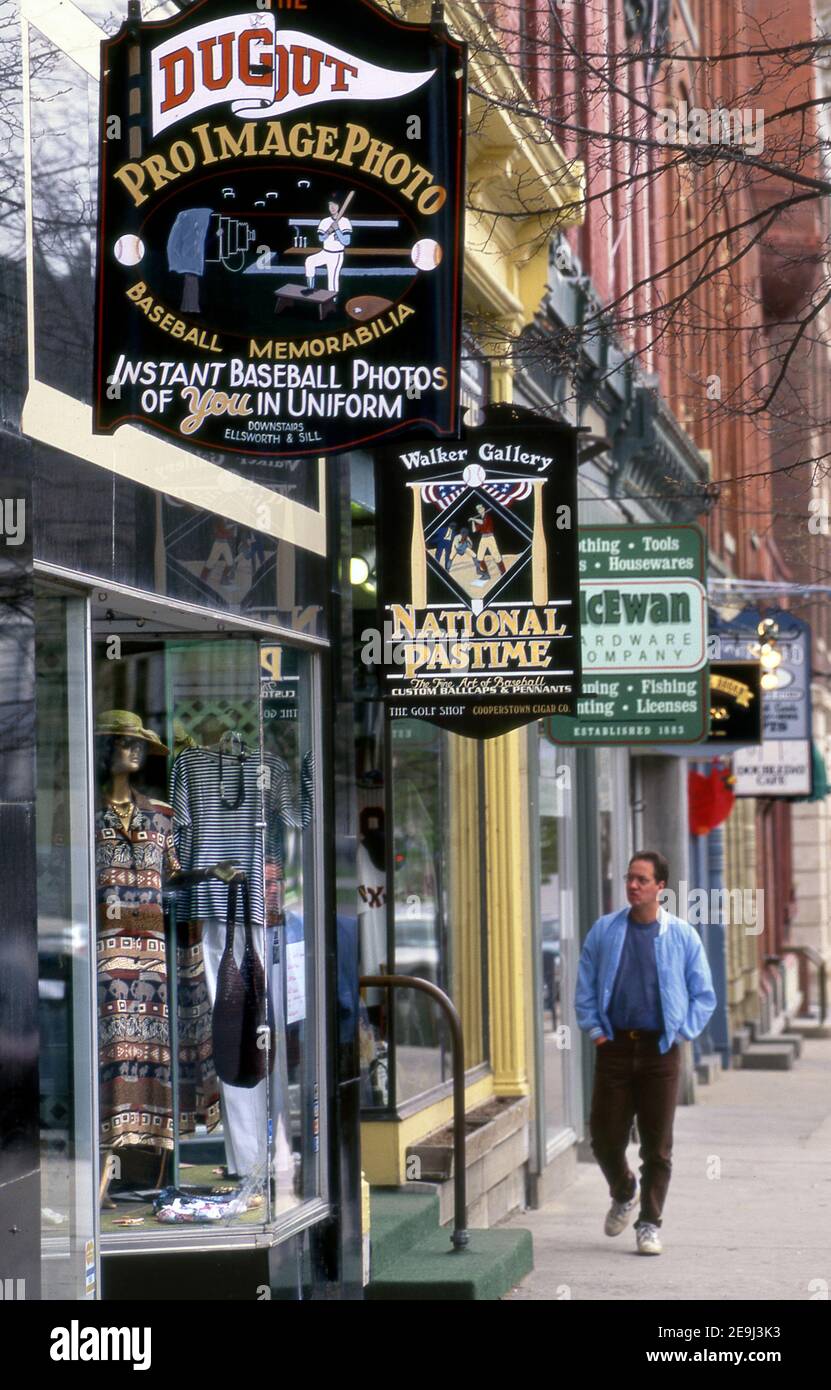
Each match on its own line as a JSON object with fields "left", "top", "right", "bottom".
{"left": 390, "top": 720, "right": 486, "bottom": 1105}
{"left": 36, "top": 589, "right": 97, "bottom": 1298}
{"left": 351, "top": 461, "right": 487, "bottom": 1110}
{"left": 85, "top": 615, "right": 320, "bottom": 1237}
{"left": 537, "top": 731, "right": 569, "bottom": 1141}
{"left": 260, "top": 644, "right": 320, "bottom": 1203}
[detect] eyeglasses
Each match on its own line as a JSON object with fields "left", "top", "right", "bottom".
{"left": 623, "top": 873, "right": 655, "bottom": 886}
{"left": 114, "top": 737, "right": 145, "bottom": 753}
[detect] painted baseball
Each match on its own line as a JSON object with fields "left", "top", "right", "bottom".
{"left": 463, "top": 463, "right": 487, "bottom": 488}
{"left": 114, "top": 234, "right": 145, "bottom": 266}
{"left": 411, "top": 238, "right": 442, "bottom": 271}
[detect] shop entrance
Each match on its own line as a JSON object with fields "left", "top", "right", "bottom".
{"left": 35, "top": 580, "right": 325, "bottom": 1293}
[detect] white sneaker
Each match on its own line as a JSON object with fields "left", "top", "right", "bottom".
{"left": 636, "top": 1222, "right": 662, "bottom": 1255}
{"left": 604, "top": 1184, "right": 639, "bottom": 1236}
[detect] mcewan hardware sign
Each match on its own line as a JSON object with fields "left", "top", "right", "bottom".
{"left": 547, "top": 525, "right": 709, "bottom": 745}
{"left": 374, "top": 415, "right": 581, "bottom": 738}
{"left": 94, "top": 0, "right": 465, "bottom": 458}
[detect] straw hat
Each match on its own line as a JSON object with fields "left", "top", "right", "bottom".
{"left": 94, "top": 709, "right": 169, "bottom": 755}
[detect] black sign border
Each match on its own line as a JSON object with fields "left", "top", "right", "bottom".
{"left": 93, "top": 0, "right": 467, "bottom": 459}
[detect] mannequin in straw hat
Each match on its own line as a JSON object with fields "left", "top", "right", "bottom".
{"left": 95, "top": 710, "right": 242, "bottom": 1201}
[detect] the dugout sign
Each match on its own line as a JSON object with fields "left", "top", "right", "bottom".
{"left": 374, "top": 418, "right": 581, "bottom": 738}
{"left": 707, "top": 661, "right": 762, "bottom": 746}
{"left": 94, "top": 0, "right": 466, "bottom": 458}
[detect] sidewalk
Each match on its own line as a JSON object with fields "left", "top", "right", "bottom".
{"left": 503, "top": 1036, "right": 831, "bottom": 1300}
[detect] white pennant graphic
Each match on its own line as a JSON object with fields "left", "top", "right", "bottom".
{"left": 150, "top": 17, "right": 435, "bottom": 137}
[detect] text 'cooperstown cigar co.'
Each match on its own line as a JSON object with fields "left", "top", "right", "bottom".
{"left": 94, "top": 0, "right": 466, "bottom": 458}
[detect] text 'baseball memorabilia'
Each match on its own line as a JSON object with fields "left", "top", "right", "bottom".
{"left": 94, "top": 0, "right": 466, "bottom": 459}
{"left": 374, "top": 414, "right": 581, "bottom": 737}
{"left": 547, "top": 525, "right": 709, "bottom": 745}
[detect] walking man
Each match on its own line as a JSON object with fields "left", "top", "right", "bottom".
{"left": 575, "top": 851, "right": 716, "bottom": 1255}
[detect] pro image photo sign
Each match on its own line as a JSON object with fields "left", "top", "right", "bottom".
{"left": 546, "top": 524, "right": 709, "bottom": 744}
{"left": 374, "top": 413, "right": 581, "bottom": 738}
{"left": 94, "top": 0, "right": 466, "bottom": 458}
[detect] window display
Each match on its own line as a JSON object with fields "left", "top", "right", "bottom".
{"left": 95, "top": 708, "right": 242, "bottom": 1197}
{"left": 89, "top": 624, "right": 320, "bottom": 1235}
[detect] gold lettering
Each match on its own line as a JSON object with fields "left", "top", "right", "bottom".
{"left": 360, "top": 137, "right": 392, "bottom": 178}
{"left": 287, "top": 121, "right": 314, "bottom": 157}
{"left": 144, "top": 152, "right": 176, "bottom": 191}
{"left": 389, "top": 604, "right": 416, "bottom": 639}
{"left": 260, "top": 121, "right": 290, "bottom": 157}
{"left": 314, "top": 125, "right": 339, "bottom": 160}
{"left": 337, "top": 122, "right": 370, "bottom": 167}
{"left": 213, "top": 123, "right": 257, "bottom": 159}
{"left": 192, "top": 121, "right": 218, "bottom": 164}
{"left": 114, "top": 162, "right": 149, "bottom": 207}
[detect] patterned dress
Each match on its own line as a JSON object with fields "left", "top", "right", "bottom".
{"left": 95, "top": 791, "right": 219, "bottom": 1153}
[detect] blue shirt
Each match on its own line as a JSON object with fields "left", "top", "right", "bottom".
{"left": 575, "top": 905, "right": 717, "bottom": 1054}
{"left": 607, "top": 914, "right": 664, "bottom": 1031}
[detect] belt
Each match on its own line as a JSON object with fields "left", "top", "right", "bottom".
{"left": 623, "top": 1029, "right": 661, "bottom": 1040}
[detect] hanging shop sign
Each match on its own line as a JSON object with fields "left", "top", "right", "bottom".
{"left": 709, "top": 607, "right": 810, "bottom": 741}
{"left": 374, "top": 416, "right": 581, "bottom": 738}
{"left": 734, "top": 739, "right": 812, "bottom": 797}
{"left": 706, "top": 661, "right": 763, "bottom": 746}
{"left": 94, "top": 0, "right": 466, "bottom": 459}
{"left": 546, "top": 524, "right": 708, "bottom": 745}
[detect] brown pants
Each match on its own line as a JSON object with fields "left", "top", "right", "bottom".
{"left": 589, "top": 1033, "right": 681, "bottom": 1228}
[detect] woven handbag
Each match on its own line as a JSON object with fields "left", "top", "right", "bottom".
{"left": 212, "top": 877, "right": 275, "bottom": 1088}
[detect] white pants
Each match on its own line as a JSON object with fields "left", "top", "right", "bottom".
{"left": 304, "top": 248, "right": 344, "bottom": 292}
{"left": 200, "top": 919, "right": 294, "bottom": 1191}
{"left": 476, "top": 534, "right": 502, "bottom": 564}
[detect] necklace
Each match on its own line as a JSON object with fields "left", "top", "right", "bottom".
{"left": 107, "top": 796, "right": 134, "bottom": 832}
{"left": 218, "top": 750, "right": 246, "bottom": 811}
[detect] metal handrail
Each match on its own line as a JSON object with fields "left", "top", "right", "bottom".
{"left": 360, "top": 974, "right": 469, "bottom": 1251}
{"left": 778, "top": 945, "right": 828, "bottom": 1024}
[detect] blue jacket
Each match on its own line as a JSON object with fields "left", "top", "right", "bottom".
{"left": 575, "top": 905, "right": 716, "bottom": 1054}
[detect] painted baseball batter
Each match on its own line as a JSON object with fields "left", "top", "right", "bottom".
{"left": 304, "top": 191, "right": 353, "bottom": 294}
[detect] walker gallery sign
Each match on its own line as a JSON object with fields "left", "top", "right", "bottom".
{"left": 94, "top": 0, "right": 466, "bottom": 458}
{"left": 374, "top": 415, "right": 581, "bottom": 738}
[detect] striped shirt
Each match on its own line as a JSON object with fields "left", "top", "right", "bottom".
{"left": 170, "top": 747, "right": 314, "bottom": 924}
